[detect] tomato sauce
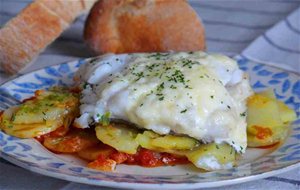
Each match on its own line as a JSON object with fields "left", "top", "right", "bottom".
{"left": 253, "top": 125, "right": 273, "bottom": 140}
{"left": 256, "top": 142, "right": 279, "bottom": 149}
{"left": 124, "top": 148, "right": 189, "bottom": 167}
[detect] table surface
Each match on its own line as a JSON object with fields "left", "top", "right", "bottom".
{"left": 0, "top": 0, "right": 299, "bottom": 190}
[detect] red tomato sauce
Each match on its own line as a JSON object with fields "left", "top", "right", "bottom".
{"left": 253, "top": 125, "right": 273, "bottom": 140}
{"left": 111, "top": 148, "right": 189, "bottom": 167}
{"left": 256, "top": 142, "right": 279, "bottom": 149}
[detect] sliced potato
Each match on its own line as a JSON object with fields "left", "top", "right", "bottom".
{"left": 247, "top": 126, "right": 288, "bottom": 147}
{"left": 136, "top": 130, "right": 198, "bottom": 152}
{"left": 43, "top": 128, "right": 98, "bottom": 153}
{"left": 247, "top": 93, "right": 282, "bottom": 128}
{"left": 277, "top": 101, "right": 297, "bottom": 124}
{"left": 151, "top": 135, "right": 199, "bottom": 150}
{"left": 3, "top": 120, "right": 63, "bottom": 138}
{"left": 95, "top": 123, "right": 140, "bottom": 154}
{"left": 186, "top": 143, "right": 235, "bottom": 171}
{"left": 135, "top": 131, "right": 159, "bottom": 150}
{"left": 246, "top": 91, "right": 296, "bottom": 147}
{"left": 257, "top": 89, "right": 296, "bottom": 124}
{"left": 0, "top": 89, "right": 79, "bottom": 138}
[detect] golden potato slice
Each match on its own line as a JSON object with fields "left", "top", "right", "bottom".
{"left": 135, "top": 131, "right": 159, "bottom": 150}
{"left": 257, "top": 89, "right": 296, "bottom": 124}
{"left": 95, "top": 123, "right": 140, "bottom": 154}
{"left": 247, "top": 124, "right": 289, "bottom": 147}
{"left": 135, "top": 131, "right": 191, "bottom": 155}
{"left": 186, "top": 143, "right": 236, "bottom": 171}
{"left": 246, "top": 91, "right": 296, "bottom": 147}
{"left": 277, "top": 101, "right": 297, "bottom": 124}
{"left": 247, "top": 93, "right": 282, "bottom": 128}
{"left": 151, "top": 135, "right": 199, "bottom": 150}
{"left": 136, "top": 130, "right": 199, "bottom": 151}
{"left": 0, "top": 89, "right": 79, "bottom": 138}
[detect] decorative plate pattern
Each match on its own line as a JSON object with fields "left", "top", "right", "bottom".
{"left": 0, "top": 56, "right": 299, "bottom": 189}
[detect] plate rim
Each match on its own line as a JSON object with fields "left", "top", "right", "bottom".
{"left": 1, "top": 151, "right": 299, "bottom": 189}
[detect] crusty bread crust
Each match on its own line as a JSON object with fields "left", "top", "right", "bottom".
{"left": 84, "top": 0, "right": 206, "bottom": 54}
{"left": 0, "top": 0, "right": 97, "bottom": 74}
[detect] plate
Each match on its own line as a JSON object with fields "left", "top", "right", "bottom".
{"left": 0, "top": 56, "right": 299, "bottom": 189}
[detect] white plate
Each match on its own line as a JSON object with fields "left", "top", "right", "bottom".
{"left": 0, "top": 56, "right": 299, "bottom": 189}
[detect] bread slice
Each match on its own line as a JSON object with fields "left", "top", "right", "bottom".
{"left": 0, "top": 0, "right": 97, "bottom": 74}
{"left": 84, "top": 0, "right": 206, "bottom": 54}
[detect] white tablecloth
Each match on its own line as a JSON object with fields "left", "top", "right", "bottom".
{"left": 0, "top": 0, "right": 299, "bottom": 189}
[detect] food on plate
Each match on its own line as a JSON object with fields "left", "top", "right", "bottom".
{"left": 0, "top": 88, "right": 79, "bottom": 138}
{"left": 84, "top": 0, "right": 205, "bottom": 54}
{"left": 75, "top": 52, "right": 252, "bottom": 154}
{"left": 43, "top": 128, "right": 99, "bottom": 153}
{"left": 74, "top": 51, "right": 252, "bottom": 170}
{"left": 246, "top": 89, "right": 296, "bottom": 147}
{"left": 0, "top": 0, "right": 97, "bottom": 74}
{"left": 186, "top": 143, "right": 235, "bottom": 171}
{"left": 0, "top": 52, "right": 297, "bottom": 172}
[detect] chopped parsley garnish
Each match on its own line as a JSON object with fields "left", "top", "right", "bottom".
{"left": 133, "top": 72, "right": 144, "bottom": 81}
{"left": 157, "top": 82, "right": 165, "bottom": 92}
{"left": 98, "top": 112, "right": 111, "bottom": 126}
{"left": 11, "top": 113, "right": 16, "bottom": 122}
{"left": 180, "top": 109, "right": 187, "bottom": 113}
{"left": 240, "top": 112, "right": 246, "bottom": 117}
{"left": 182, "top": 59, "right": 194, "bottom": 68}
{"left": 83, "top": 82, "right": 88, "bottom": 89}
{"left": 146, "top": 90, "right": 154, "bottom": 96}
{"left": 210, "top": 95, "right": 214, "bottom": 99}
{"left": 170, "top": 84, "right": 177, "bottom": 89}
{"left": 167, "top": 69, "right": 185, "bottom": 84}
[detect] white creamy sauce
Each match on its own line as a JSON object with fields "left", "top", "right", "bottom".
{"left": 74, "top": 52, "right": 253, "bottom": 153}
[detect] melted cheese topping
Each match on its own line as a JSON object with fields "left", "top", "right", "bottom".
{"left": 75, "top": 52, "right": 253, "bottom": 152}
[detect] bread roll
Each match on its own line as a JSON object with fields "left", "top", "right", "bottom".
{"left": 0, "top": 0, "right": 97, "bottom": 74}
{"left": 84, "top": 0, "right": 206, "bottom": 54}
